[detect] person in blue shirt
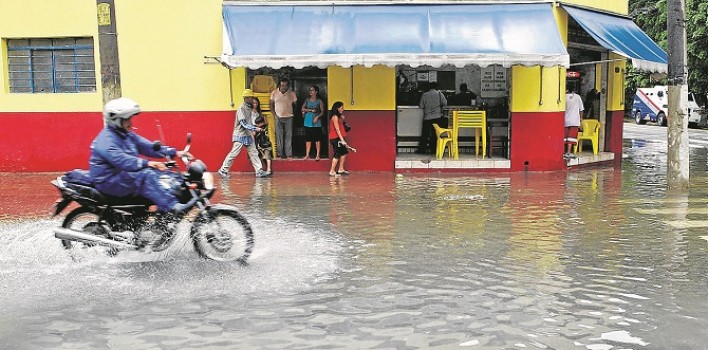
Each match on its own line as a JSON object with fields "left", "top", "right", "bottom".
{"left": 89, "top": 97, "right": 193, "bottom": 214}
{"left": 300, "top": 85, "right": 325, "bottom": 160}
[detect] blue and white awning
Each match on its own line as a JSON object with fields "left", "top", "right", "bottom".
{"left": 564, "top": 6, "right": 668, "bottom": 73}
{"left": 222, "top": 3, "right": 569, "bottom": 69}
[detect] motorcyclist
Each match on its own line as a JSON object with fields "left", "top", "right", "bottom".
{"left": 89, "top": 97, "right": 194, "bottom": 214}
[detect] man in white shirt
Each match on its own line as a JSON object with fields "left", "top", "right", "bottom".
{"left": 269, "top": 78, "right": 298, "bottom": 159}
{"left": 564, "top": 88, "right": 584, "bottom": 159}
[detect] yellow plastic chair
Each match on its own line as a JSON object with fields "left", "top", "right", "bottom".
{"left": 262, "top": 111, "right": 277, "bottom": 158}
{"left": 253, "top": 92, "right": 271, "bottom": 111}
{"left": 574, "top": 119, "right": 600, "bottom": 155}
{"left": 432, "top": 123, "right": 453, "bottom": 159}
{"left": 452, "top": 110, "right": 486, "bottom": 159}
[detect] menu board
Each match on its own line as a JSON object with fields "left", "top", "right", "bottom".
{"left": 481, "top": 65, "right": 508, "bottom": 98}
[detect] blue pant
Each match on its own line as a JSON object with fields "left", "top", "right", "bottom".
{"left": 95, "top": 168, "right": 178, "bottom": 212}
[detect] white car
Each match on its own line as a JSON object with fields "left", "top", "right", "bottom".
{"left": 632, "top": 86, "right": 703, "bottom": 127}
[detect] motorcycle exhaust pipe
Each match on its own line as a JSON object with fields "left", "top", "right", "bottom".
{"left": 54, "top": 227, "right": 138, "bottom": 250}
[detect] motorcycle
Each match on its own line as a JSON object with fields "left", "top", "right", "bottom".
{"left": 51, "top": 134, "right": 254, "bottom": 263}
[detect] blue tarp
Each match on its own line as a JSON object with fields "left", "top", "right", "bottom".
{"left": 222, "top": 3, "right": 569, "bottom": 69}
{"left": 564, "top": 6, "right": 668, "bottom": 73}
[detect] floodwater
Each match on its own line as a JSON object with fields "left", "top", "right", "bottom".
{"left": 1, "top": 136, "right": 707, "bottom": 349}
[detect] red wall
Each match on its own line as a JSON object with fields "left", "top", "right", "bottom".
{"left": 1, "top": 111, "right": 233, "bottom": 172}
{"left": 604, "top": 111, "right": 624, "bottom": 164}
{"left": 2, "top": 112, "right": 100, "bottom": 172}
{"left": 510, "top": 111, "right": 565, "bottom": 171}
{"left": 0, "top": 109, "right": 396, "bottom": 172}
{"left": 337, "top": 110, "right": 396, "bottom": 171}
{"left": 236, "top": 110, "right": 396, "bottom": 173}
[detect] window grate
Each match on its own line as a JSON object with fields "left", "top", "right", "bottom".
{"left": 7, "top": 38, "right": 96, "bottom": 93}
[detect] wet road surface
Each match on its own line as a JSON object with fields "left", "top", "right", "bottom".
{"left": 1, "top": 122, "right": 707, "bottom": 349}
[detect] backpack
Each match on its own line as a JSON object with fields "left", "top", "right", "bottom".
{"left": 256, "top": 130, "right": 272, "bottom": 150}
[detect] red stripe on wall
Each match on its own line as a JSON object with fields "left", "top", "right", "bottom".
{"left": 0, "top": 110, "right": 396, "bottom": 172}
{"left": 2, "top": 112, "right": 101, "bottom": 171}
{"left": 0, "top": 111, "right": 235, "bottom": 172}
{"left": 336, "top": 110, "right": 396, "bottom": 171}
{"left": 604, "top": 110, "right": 624, "bottom": 165}
{"left": 510, "top": 111, "right": 565, "bottom": 171}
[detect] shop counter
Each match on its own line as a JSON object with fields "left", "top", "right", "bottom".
{"left": 396, "top": 106, "right": 424, "bottom": 150}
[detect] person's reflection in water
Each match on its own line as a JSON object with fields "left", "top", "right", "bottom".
{"left": 328, "top": 174, "right": 350, "bottom": 226}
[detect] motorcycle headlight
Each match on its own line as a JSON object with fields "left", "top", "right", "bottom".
{"left": 202, "top": 172, "right": 214, "bottom": 190}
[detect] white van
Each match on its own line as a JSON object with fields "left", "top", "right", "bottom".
{"left": 632, "top": 86, "right": 703, "bottom": 127}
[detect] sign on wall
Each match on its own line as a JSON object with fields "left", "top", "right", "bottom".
{"left": 481, "top": 65, "right": 508, "bottom": 98}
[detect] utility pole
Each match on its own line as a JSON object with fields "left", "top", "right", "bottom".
{"left": 666, "top": 0, "right": 689, "bottom": 189}
{"left": 96, "top": 0, "right": 122, "bottom": 103}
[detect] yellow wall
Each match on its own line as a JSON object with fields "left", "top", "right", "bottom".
{"left": 559, "top": 0, "right": 628, "bottom": 15}
{"left": 510, "top": 66, "right": 565, "bottom": 113}
{"left": 553, "top": 5, "right": 569, "bottom": 46}
{"left": 607, "top": 53, "right": 627, "bottom": 111}
{"left": 327, "top": 66, "right": 395, "bottom": 111}
{"left": 0, "top": 0, "right": 232, "bottom": 113}
{"left": 116, "top": 0, "right": 231, "bottom": 111}
{"left": 2, "top": 0, "right": 627, "bottom": 114}
{"left": 229, "top": 67, "right": 247, "bottom": 107}
{"left": 0, "top": 0, "right": 100, "bottom": 112}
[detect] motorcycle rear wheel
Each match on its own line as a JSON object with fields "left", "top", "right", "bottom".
{"left": 190, "top": 210, "right": 254, "bottom": 264}
{"left": 61, "top": 207, "right": 119, "bottom": 258}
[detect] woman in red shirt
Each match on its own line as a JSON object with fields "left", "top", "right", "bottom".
{"left": 328, "top": 101, "right": 350, "bottom": 176}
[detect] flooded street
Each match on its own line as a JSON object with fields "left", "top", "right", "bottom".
{"left": 1, "top": 123, "right": 707, "bottom": 349}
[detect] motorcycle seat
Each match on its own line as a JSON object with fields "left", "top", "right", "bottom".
{"left": 62, "top": 176, "right": 153, "bottom": 206}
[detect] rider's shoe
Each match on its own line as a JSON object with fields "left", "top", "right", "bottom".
{"left": 255, "top": 169, "right": 269, "bottom": 178}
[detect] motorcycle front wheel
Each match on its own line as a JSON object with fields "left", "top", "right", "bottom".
{"left": 61, "top": 207, "right": 119, "bottom": 258}
{"left": 190, "top": 210, "right": 254, "bottom": 264}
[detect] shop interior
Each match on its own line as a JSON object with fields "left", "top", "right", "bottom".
{"left": 395, "top": 64, "right": 511, "bottom": 159}
{"left": 245, "top": 63, "right": 513, "bottom": 162}
{"left": 246, "top": 67, "right": 329, "bottom": 159}
{"left": 566, "top": 15, "right": 610, "bottom": 155}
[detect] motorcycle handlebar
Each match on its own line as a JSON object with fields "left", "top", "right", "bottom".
{"left": 154, "top": 133, "right": 193, "bottom": 169}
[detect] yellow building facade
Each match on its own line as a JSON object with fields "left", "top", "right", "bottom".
{"left": 1, "top": 0, "right": 647, "bottom": 172}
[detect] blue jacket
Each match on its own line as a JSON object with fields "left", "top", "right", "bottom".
{"left": 89, "top": 126, "right": 177, "bottom": 186}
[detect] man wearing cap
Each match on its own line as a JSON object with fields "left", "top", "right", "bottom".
{"left": 218, "top": 89, "right": 270, "bottom": 178}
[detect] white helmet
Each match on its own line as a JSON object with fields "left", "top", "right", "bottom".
{"left": 103, "top": 97, "right": 141, "bottom": 129}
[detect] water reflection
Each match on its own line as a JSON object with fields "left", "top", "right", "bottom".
{"left": 1, "top": 151, "right": 707, "bottom": 348}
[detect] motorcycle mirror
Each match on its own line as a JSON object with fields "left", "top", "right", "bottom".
{"left": 152, "top": 141, "right": 162, "bottom": 152}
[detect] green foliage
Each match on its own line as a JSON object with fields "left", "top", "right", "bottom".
{"left": 627, "top": 0, "right": 708, "bottom": 107}
{"left": 685, "top": 0, "right": 708, "bottom": 105}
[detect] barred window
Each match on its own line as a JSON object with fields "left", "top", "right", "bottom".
{"left": 7, "top": 37, "right": 96, "bottom": 93}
